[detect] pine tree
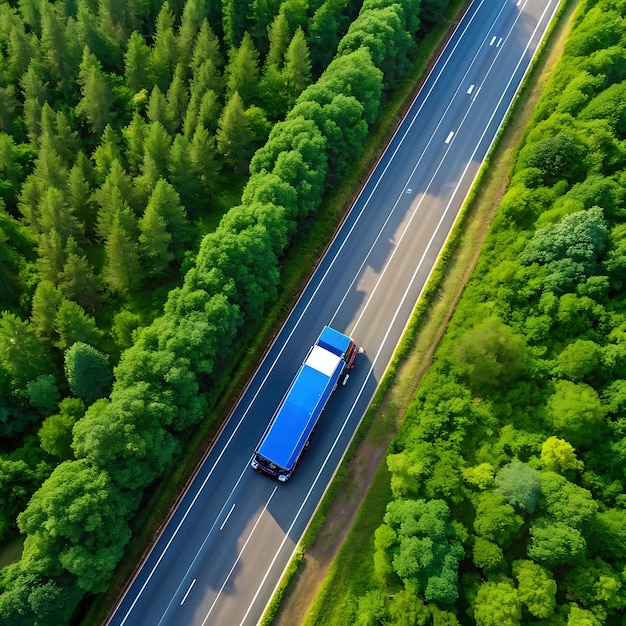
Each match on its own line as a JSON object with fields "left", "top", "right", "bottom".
{"left": 20, "top": 60, "right": 48, "bottom": 142}
{"left": 177, "top": 0, "right": 208, "bottom": 68}
{"left": 152, "top": 2, "right": 178, "bottom": 91}
{"left": 58, "top": 238, "right": 101, "bottom": 313}
{"left": 101, "top": 211, "right": 142, "bottom": 294}
{"left": 222, "top": 0, "right": 249, "bottom": 48}
{"left": 122, "top": 112, "right": 146, "bottom": 174}
{"left": 226, "top": 32, "right": 260, "bottom": 106}
{"left": 190, "top": 125, "right": 220, "bottom": 198}
{"left": 147, "top": 85, "right": 174, "bottom": 134}
{"left": 92, "top": 125, "right": 123, "bottom": 179}
{"left": 165, "top": 64, "right": 189, "bottom": 133}
{"left": 265, "top": 12, "right": 290, "bottom": 69}
{"left": 283, "top": 27, "right": 311, "bottom": 107}
{"left": 216, "top": 91, "right": 253, "bottom": 172}
{"left": 124, "top": 31, "right": 152, "bottom": 94}
{"left": 168, "top": 134, "right": 203, "bottom": 211}
{"left": 76, "top": 46, "right": 113, "bottom": 135}
{"left": 190, "top": 19, "right": 222, "bottom": 77}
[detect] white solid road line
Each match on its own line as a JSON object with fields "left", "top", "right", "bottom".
{"left": 180, "top": 579, "right": 196, "bottom": 606}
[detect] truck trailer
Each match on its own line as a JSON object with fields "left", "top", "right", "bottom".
{"left": 251, "top": 326, "right": 360, "bottom": 482}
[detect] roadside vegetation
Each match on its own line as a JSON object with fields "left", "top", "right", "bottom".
{"left": 301, "top": 0, "right": 626, "bottom": 624}
{"left": 0, "top": 0, "right": 454, "bottom": 623}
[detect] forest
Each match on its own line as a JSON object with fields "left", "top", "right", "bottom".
{"left": 333, "top": 0, "right": 626, "bottom": 624}
{"left": 0, "top": 0, "right": 451, "bottom": 623}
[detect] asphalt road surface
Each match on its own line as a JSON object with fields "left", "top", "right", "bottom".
{"left": 107, "top": 1, "right": 561, "bottom": 624}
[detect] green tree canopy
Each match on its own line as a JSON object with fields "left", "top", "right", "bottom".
{"left": 64, "top": 342, "right": 113, "bottom": 404}
{"left": 495, "top": 461, "right": 541, "bottom": 514}
{"left": 546, "top": 380, "right": 605, "bottom": 448}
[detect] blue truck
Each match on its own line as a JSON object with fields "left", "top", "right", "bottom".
{"left": 251, "top": 326, "right": 360, "bottom": 482}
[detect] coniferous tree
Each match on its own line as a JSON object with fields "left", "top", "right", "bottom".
{"left": 20, "top": 60, "right": 48, "bottom": 142}
{"left": 265, "top": 12, "right": 290, "bottom": 69}
{"left": 225, "top": 32, "right": 260, "bottom": 106}
{"left": 168, "top": 134, "right": 203, "bottom": 210}
{"left": 177, "top": 0, "right": 209, "bottom": 68}
{"left": 222, "top": 0, "right": 249, "bottom": 48}
{"left": 122, "top": 112, "right": 147, "bottom": 174}
{"left": 58, "top": 239, "right": 101, "bottom": 313}
{"left": 190, "top": 19, "right": 223, "bottom": 77}
{"left": 165, "top": 64, "right": 189, "bottom": 133}
{"left": 190, "top": 124, "right": 220, "bottom": 198}
{"left": 123, "top": 31, "right": 152, "bottom": 94}
{"left": 31, "top": 280, "right": 63, "bottom": 341}
{"left": 76, "top": 47, "right": 113, "bottom": 135}
{"left": 101, "top": 210, "right": 142, "bottom": 294}
{"left": 151, "top": 2, "right": 178, "bottom": 91}
{"left": 92, "top": 125, "right": 123, "bottom": 179}
{"left": 216, "top": 91, "right": 253, "bottom": 172}
{"left": 283, "top": 27, "right": 311, "bottom": 107}
{"left": 147, "top": 85, "right": 174, "bottom": 134}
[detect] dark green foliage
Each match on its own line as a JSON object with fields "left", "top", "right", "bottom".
{"left": 64, "top": 342, "right": 113, "bottom": 404}
{"left": 0, "top": 451, "right": 52, "bottom": 543}
{"left": 374, "top": 499, "right": 464, "bottom": 605}
{"left": 17, "top": 459, "right": 134, "bottom": 593}
{"left": 452, "top": 317, "right": 527, "bottom": 391}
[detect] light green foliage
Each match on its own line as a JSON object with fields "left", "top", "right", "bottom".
{"left": 473, "top": 579, "right": 522, "bottom": 626}
{"left": 473, "top": 492, "right": 524, "bottom": 547}
{"left": 53, "top": 299, "right": 100, "bottom": 350}
{"left": 31, "top": 280, "right": 63, "bottom": 340}
{"left": 495, "top": 461, "right": 541, "bottom": 514}
{"left": 541, "top": 436, "right": 584, "bottom": 473}
{"left": 528, "top": 519, "right": 586, "bottom": 567}
{"left": 226, "top": 32, "right": 260, "bottom": 105}
{"left": 39, "top": 397, "right": 85, "bottom": 460}
{"left": 101, "top": 211, "right": 143, "bottom": 294}
{"left": 567, "top": 605, "right": 603, "bottom": 626}
{"left": 472, "top": 537, "right": 504, "bottom": 571}
{"left": 283, "top": 27, "right": 311, "bottom": 107}
{"left": 512, "top": 559, "right": 557, "bottom": 618}
{"left": 553, "top": 339, "right": 603, "bottom": 383}
{"left": 462, "top": 463, "right": 495, "bottom": 490}
{"left": 124, "top": 31, "right": 152, "bottom": 93}
{"left": 541, "top": 474, "right": 603, "bottom": 530}
{"left": 75, "top": 46, "right": 113, "bottom": 134}
{"left": 58, "top": 247, "right": 101, "bottom": 313}
{"left": 0, "top": 311, "right": 50, "bottom": 391}
{"left": 546, "top": 380, "right": 605, "bottom": 448}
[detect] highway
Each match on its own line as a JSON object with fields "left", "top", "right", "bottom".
{"left": 107, "top": 1, "right": 561, "bottom": 624}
